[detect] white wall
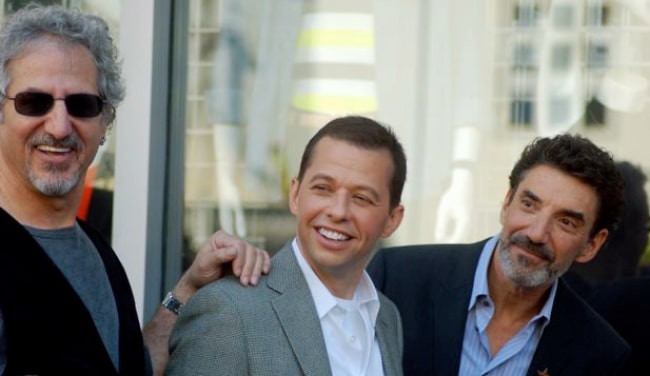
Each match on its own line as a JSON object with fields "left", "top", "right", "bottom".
{"left": 113, "top": 0, "right": 155, "bottom": 324}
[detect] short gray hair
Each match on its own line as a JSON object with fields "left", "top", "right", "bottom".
{"left": 0, "top": 4, "right": 125, "bottom": 125}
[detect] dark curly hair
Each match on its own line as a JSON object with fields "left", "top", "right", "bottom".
{"left": 508, "top": 134, "right": 624, "bottom": 238}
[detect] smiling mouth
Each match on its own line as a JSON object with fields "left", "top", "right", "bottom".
{"left": 38, "top": 145, "right": 72, "bottom": 153}
{"left": 515, "top": 245, "right": 553, "bottom": 263}
{"left": 318, "top": 227, "right": 350, "bottom": 241}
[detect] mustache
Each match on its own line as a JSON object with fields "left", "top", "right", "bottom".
{"left": 508, "top": 234, "right": 555, "bottom": 262}
{"left": 30, "top": 134, "right": 82, "bottom": 150}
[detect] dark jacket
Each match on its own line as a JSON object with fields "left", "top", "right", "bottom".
{"left": 368, "top": 240, "right": 630, "bottom": 376}
{"left": 0, "top": 207, "right": 145, "bottom": 375}
{"left": 565, "top": 272, "right": 650, "bottom": 375}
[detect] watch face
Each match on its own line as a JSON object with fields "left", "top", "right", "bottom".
{"left": 163, "top": 292, "right": 183, "bottom": 314}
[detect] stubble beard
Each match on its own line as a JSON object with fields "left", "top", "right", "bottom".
{"left": 497, "top": 234, "right": 565, "bottom": 288}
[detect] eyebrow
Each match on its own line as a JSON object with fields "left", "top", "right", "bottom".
{"left": 521, "top": 188, "right": 586, "bottom": 223}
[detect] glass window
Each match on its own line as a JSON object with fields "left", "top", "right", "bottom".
{"left": 179, "top": 0, "right": 650, "bottom": 268}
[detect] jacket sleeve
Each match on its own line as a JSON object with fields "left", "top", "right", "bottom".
{"left": 166, "top": 281, "right": 249, "bottom": 376}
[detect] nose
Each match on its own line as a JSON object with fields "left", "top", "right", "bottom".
{"left": 526, "top": 213, "right": 551, "bottom": 244}
{"left": 326, "top": 192, "right": 350, "bottom": 222}
{"left": 43, "top": 100, "right": 73, "bottom": 139}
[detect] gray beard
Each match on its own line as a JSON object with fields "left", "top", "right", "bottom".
{"left": 28, "top": 167, "right": 80, "bottom": 196}
{"left": 497, "top": 243, "right": 561, "bottom": 288}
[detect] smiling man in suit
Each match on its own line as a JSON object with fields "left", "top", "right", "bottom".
{"left": 166, "top": 115, "right": 406, "bottom": 376}
{"left": 369, "top": 134, "right": 630, "bottom": 375}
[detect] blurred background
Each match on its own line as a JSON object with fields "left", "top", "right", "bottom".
{"left": 6, "top": 0, "right": 650, "bottom": 321}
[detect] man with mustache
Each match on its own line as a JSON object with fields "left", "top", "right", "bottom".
{"left": 0, "top": 5, "right": 269, "bottom": 376}
{"left": 368, "top": 134, "right": 631, "bottom": 375}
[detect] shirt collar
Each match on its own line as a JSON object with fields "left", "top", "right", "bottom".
{"left": 291, "top": 238, "right": 380, "bottom": 323}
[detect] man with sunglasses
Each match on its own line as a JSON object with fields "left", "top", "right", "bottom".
{"left": 0, "top": 5, "right": 270, "bottom": 376}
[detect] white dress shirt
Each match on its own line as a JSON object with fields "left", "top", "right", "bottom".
{"left": 292, "top": 239, "right": 384, "bottom": 376}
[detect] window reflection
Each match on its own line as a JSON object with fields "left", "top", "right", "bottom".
{"left": 182, "top": 0, "right": 650, "bottom": 264}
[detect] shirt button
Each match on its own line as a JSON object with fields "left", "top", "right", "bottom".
{"left": 349, "top": 336, "right": 356, "bottom": 343}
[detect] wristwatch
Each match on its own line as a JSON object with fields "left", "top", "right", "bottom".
{"left": 161, "top": 291, "right": 184, "bottom": 315}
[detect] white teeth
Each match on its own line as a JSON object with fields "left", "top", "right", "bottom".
{"left": 319, "top": 228, "right": 350, "bottom": 241}
{"left": 38, "top": 145, "right": 70, "bottom": 153}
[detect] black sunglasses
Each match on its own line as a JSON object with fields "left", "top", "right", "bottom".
{"left": 4, "top": 92, "right": 106, "bottom": 118}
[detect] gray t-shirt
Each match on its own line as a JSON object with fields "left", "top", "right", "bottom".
{"left": 0, "top": 223, "right": 119, "bottom": 372}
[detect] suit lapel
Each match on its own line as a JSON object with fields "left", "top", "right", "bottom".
{"left": 434, "top": 244, "right": 483, "bottom": 375}
{"left": 268, "top": 246, "right": 332, "bottom": 376}
{"left": 526, "top": 280, "right": 581, "bottom": 376}
{"left": 375, "top": 301, "right": 400, "bottom": 376}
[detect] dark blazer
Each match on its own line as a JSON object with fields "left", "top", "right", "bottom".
{"left": 0, "top": 207, "right": 145, "bottom": 375}
{"left": 564, "top": 273, "right": 650, "bottom": 375}
{"left": 167, "top": 243, "right": 403, "bottom": 376}
{"left": 367, "top": 239, "right": 630, "bottom": 376}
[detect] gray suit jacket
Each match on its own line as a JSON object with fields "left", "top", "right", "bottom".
{"left": 166, "top": 242, "right": 403, "bottom": 376}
